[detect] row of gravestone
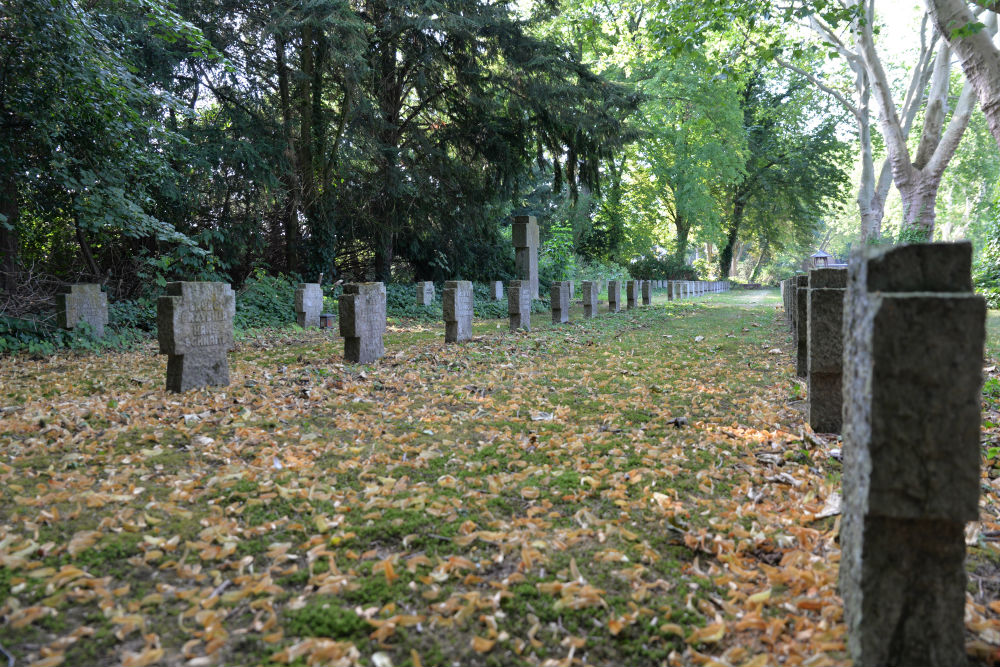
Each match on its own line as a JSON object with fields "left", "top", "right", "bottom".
{"left": 415, "top": 279, "right": 730, "bottom": 308}
{"left": 781, "top": 242, "right": 984, "bottom": 667}
{"left": 54, "top": 279, "right": 731, "bottom": 394}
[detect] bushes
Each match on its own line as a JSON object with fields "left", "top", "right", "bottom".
{"left": 234, "top": 271, "right": 301, "bottom": 329}
{"left": 628, "top": 255, "right": 697, "bottom": 280}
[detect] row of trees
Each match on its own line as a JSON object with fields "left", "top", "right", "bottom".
{"left": 3, "top": 0, "right": 998, "bottom": 312}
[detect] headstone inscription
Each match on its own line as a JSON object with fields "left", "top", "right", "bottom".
{"left": 339, "top": 282, "right": 386, "bottom": 363}
{"left": 56, "top": 283, "right": 108, "bottom": 337}
{"left": 295, "top": 283, "right": 323, "bottom": 328}
{"left": 841, "top": 242, "right": 984, "bottom": 667}
{"left": 157, "top": 282, "right": 235, "bottom": 392}
{"left": 443, "top": 280, "right": 473, "bottom": 343}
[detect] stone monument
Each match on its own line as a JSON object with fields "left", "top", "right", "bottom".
{"left": 490, "top": 281, "right": 504, "bottom": 301}
{"left": 551, "top": 281, "right": 570, "bottom": 324}
{"left": 513, "top": 216, "right": 539, "bottom": 299}
{"left": 339, "top": 282, "right": 386, "bottom": 363}
{"left": 626, "top": 280, "right": 639, "bottom": 310}
{"left": 807, "top": 268, "right": 847, "bottom": 433}
{"left": 157, "top": 282, "right": 235, "bottom": 392}
{"left": 608, "top": 280, "right": 622, "bottom": 313}
{"left": 841, "top": 242, "right": 984, "bottom": 667}
{"left": 582, "top": 281, "right": 598, "bottom": 318}
{"left": 443, "top": 280, "right": 473, "bottom": 343}
{"left": 641, "top": 280, "right": 652, "bottom": 306}
{"left": 416, "top": 281, "right": 434, "bottom": 306}
{"left": 295, "top": 283, "right": 323, "bottom": 328}
{"left": 795, "top": 275, "right": 809, "bottom": 374}
{"left": 508, "top": 279, "right": 531, "bottom": 331}
{"left": 56, "top": 284, "right": 108, "bottom": 337}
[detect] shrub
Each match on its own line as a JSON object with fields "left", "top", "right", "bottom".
{"left": 234, "top": 271, "right": 300, "bottom": 329}
{"left": 628, "top": 255, "right": 697, "bottom": 280}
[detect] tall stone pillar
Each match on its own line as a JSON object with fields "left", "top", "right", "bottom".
{"left": 512, "top": 216, "right": 539, "bottom": 299}
{"left": 582, "top": 281, "right": 598, "bottom": 318}
{"left": 841, "top": 242, "right": 984, "bottom": 667}
{"left": 795, "top": 275, "right": 809, "bottom": 375}
{"left": 807, "top": 268, "right": 847, "bottom": 433}
{"left": 607, "top": 280, "right": 622, "bottom": 313}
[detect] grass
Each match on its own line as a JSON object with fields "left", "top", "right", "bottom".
{"left": 2, "top": 287, "right": 997, "bottom": 666}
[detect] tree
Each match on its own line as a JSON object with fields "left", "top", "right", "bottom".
{"left": 926, "top": 0, "right": 1000, "bottom": 149}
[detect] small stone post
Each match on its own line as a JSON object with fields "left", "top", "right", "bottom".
{"left": 607, "top": 280, "right": 622, "bottom": 313}
{"left": 295, "top": 283, "right": 323, "bottom": 328}
{"left": 56, "top": 284, "right": 108, "bottom": 337}
{"left": 841, "top": 242, "right": 984, "bottom": 667}
{"left": 807, "top": 268, "right": 847, "bottom": 433}
{"left": 626, "top": 280, "right": 639, "bottom": 310}
{"left": 416, "top": 281, "right": 434, "bottom": 306}
{"left": 490, "top": 281, "right": 504, "bottom": 301}
{"left": 443, "top": 280, "right": 473, "bottom": 343}
{"left": 508, "top": 279, "right": 531, "bottom": 331}
{"left": 582, "top": 281, "right": 598, "bottom": 318}
{"left": 795, "top": 275, "right": 809, "bottom": 376}
{"left": 641, "top": 280, "right": 652, "bottom": 306}
{"left": 551, "top": 281, "right": 570, "bottom": 324}
{"left": 339, "top": 282, "right": 386, "bottom": 363}
{"left": 157, "top": 282, "right": 235, "bottom": 392}
{"left": 513, "top": 216, "right": 539, "bottom": 299}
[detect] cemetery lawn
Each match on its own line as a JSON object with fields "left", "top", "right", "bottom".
{"left": 3, "top": 289, "right": 1000, "bottom": 667}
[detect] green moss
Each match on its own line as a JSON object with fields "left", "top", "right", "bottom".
{"left": 284, "top": 598, "right": 369, "bottom": 640}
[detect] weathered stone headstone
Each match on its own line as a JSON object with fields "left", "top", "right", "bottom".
{"left": 416, "top": 281, "right": 434, "bottom": 306}
{"left": 607, "top": 280, "right": 622, "bottom": 313}
{"left": 513, "top": 216, "right": 539, "bottom": 299}
{"left": 841, "top": 242, "right": 984, "bottom": 667}
{"left": 807, "top": 268, "right": 847, "bottom": 433}
{"left": 626, "top": 280, "right": 639, "bottom": 310}
{"left": 157, "top": 282, "right": 235, "bottom": 392}
{"left": 795, "top": 275, "right": 809, "bottom": 376}
{"left": 295, "top": 283, "right": 323, "bottom": 328}
{"left": 568, "top": 280, "right": 574, "bottom": 301}
{"left": 507, "top": 279, "right": 531, "bottom": 331}
{"left": 641, "top": 280, "right": 652, "bottom": 306}
{"left": 443, "top": 280, "right": 473, "bottom": 343}
{"left": 551, "top": 281, "right": 570, "bottom": 324}
{"left": 56, "top": 284, "right": 108, "bottom": 337}
{"left": 582, "top": 281, "right": 598, "bottom": 318}
{"left": 490, "top": 281, "right": 504, "bottom": 301}
{"left": 339, "top": 282, "right": 386, "bottom": 363}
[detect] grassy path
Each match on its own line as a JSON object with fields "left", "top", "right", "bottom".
{"left": 1, "top": 289, "right": 999, "bottom": 666}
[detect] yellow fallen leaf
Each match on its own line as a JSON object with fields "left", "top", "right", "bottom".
{"left": 28, "top": 656, "right": 65, "bottom": 667}
{"left": 687, "top": 622, "right": 726, "bottom": 644}
{"left": 471, "top": 636, "right": 496, "bottom": 653}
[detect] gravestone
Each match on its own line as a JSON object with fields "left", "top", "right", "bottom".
{"left": 56, "top": 284, "right": 108, "bottom": 337}
{"left": 641, "top": 280, "right": 652, "bottom": 306}
{"left": 626, "top": 280, "right": 639, "bottom": 310}
{"left": 443, "top": 280, "right": 473, "bottom": 343}
{"left": 416, "top": 281, "right": 434, "bottom": 306}
{"left": 490, "top": 281, "right": 504, "bottom": 301}
{"left": 157, "top": 282, "right": 235, "bottom": 392}
{"left": 507, "top": 279, "right": 531, "bottom": 331}
{"left": 794, "top": 275, "right": 809, "bottom": 373}
{"left": 295, "top": 283, "right": 323, "bottom": 328}
{"left": 568, "top": 281, "right": 574, "bottom": 300}
{"left": 339, "top": 282, "right": 386, "bottom": 363}
{"left": 607, "top": 280, "right": 622, "bottom": 313}
{"left": 807, "top": 268, "right": 847, "bottom": 433}
{"left": 582, "top": 281, "right": 598, "bottom": 318}
{"left": 551, "top": 281, "right": 570, "bottom": 324}
{"left": 841, "top": 242, "right": 984, "bottom": 667}
{"left": 513, "top": 216, "right": 539, "bottom": 299}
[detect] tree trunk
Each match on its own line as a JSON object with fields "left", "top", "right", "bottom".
{"left": 673, "top": 215, "right": 690, "bottom": 263}
{"left": 73, "top": 214, "right": 100, "bottom": 278}
{"left": 0, "top": 163, "right": 18, "bottom": 296}
{"left": 926, "top": 0, "right": 1000, "bottom": 148}
{"left": 898, "top": 170, "right": 945, "bottom": 239}
{"left": 276, "top": 33, "right": 301, "bottom": 274}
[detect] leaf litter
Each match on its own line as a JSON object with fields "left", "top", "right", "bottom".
{"left": 1, "top": 292, "right": 999, "bottom": 666}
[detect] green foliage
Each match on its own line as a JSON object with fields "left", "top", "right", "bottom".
{"left": 234, "top": 272, "right": 301, "bottom": 330}
{"left": 284, "top": 598, "right": 369, "bottom": 640}
{"left": 109, "top": 298, "right": 156, "bottom": 332}
{"left": 974, "top": 199, "right": 1000, "bottom": 308}
{"left": 0, "top": 314, "right": 143, "bottom": 355}
{"left": 628, "top": 255, "right": 697, "bottom": 280}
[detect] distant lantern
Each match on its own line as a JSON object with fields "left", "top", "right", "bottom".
{"left": 811, "top": 249, "right": 831, "bottom": 268}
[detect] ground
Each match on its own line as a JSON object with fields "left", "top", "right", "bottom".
{"left": 2, "top": 289, "right": 1000, "bottom": 667}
